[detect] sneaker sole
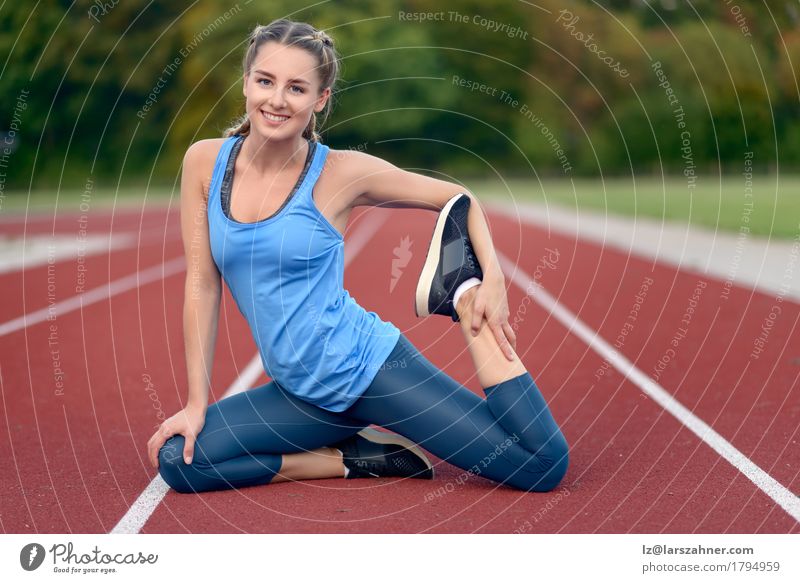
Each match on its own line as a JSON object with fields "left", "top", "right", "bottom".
{"left": 357, "top": 427, "right": 434, "bottom": 478}
{"left": 414, "top": 193, "right": 468, "bottom": 318}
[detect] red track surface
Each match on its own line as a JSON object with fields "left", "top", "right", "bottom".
{"left": 1, "top": 204, "right": 797, "bottom": 533}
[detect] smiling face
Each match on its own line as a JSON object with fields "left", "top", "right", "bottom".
{"left": 242, "top": 41, "right": 331, "bottom": 139}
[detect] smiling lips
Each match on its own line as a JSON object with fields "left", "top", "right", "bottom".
{"left": 261, "top": 109, "right": 290, "bottom": 123}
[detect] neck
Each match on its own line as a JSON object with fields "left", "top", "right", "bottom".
{"left": 240, "top": 132, "right": 309, "bottom": 175}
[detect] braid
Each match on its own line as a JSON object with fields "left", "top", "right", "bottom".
{"left": 308, "top": 30, "right": 333, "bottom": 47}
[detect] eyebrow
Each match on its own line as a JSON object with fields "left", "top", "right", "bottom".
{"left": 253, "top": 70, "right": 311, "bottom": 84}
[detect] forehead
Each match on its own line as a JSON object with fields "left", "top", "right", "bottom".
{"left": 251, "top": 42, "right": 319, "bottom": 80}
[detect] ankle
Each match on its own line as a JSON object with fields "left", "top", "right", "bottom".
{"left": 330, "top": 447, "right": 349, "bottom": 478}
{"left": 455, "top": 283, "right": 479, "bottom": 319}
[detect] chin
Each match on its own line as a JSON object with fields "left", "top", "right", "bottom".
{"left": 252, "top": 122, "right": 297, "bottom": 138}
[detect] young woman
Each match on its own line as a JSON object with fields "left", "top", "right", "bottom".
{"left": 146, "top": 18, "right": 569, "bottom": 493}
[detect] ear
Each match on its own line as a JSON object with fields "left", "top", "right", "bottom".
{"left": 314, "top": 87, "right": 331, "bottom": 113}
{"left": 242, "top": 73, "right": 248, "bottom": 98}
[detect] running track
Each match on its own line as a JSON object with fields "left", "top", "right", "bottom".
{"left": 0, "top": 202, "right": 797, "bottom": 534}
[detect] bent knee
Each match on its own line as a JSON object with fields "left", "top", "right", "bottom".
{"left": 158, "top": 436, "right": 195, "bottom": 494}
{"left": 533, "top": 441, "right": 569, "bottom": 492}
{"left": 506, "top": 433, "right": 570, "bottom": 492}
{"left": 532, "top": 434, "right": 569, "bottom": 491}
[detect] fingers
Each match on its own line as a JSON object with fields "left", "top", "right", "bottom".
{"left": 503, "top": 321, "right": 517, "bottom": 350}
{"left": 491, "top": 321, "right": 516, "bottom": 361}
{"left": 147, "top": 433, "right": 162, "bottom": 469}
{"left": 471, "top": 298, "right": 485, "bottom": 336}
{"left": 466, "top": 287, "right": 517, "bottom": 359}
{"left": 147, "top": 424, "right": 174, "bottom": 468}
{"left": 183, "top": 435, "right": 195, "bottom": 465}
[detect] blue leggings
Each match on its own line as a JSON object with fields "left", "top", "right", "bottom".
{"left": 158, "top": 333, "right": 569, "bottom": 493}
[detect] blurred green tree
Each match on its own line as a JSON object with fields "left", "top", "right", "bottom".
{"left": 0, "top": 0, "right": 796, "bottom": 191}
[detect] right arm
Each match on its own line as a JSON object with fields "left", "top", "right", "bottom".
{"left": 148, "top": 140, "right": 223, "bottom": 468}
{"left": 181, "top": 140, "right": 222, "bottom": 414}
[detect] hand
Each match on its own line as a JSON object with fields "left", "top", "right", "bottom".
{"left": 147, "top": 405, "right": 206, "bottom": 469}
{"left": 469, "top": 277, "right": 517, "bottom": 361}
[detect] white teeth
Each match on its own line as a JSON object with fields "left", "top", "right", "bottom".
{"left": 262, "top": 111, "right": 289, "bottom": 122}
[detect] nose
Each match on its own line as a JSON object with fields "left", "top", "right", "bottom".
{"left": 267, "top": 85, "right": 287, "bottom": 110}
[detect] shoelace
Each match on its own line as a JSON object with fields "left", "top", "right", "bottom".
{"left": 463, "top": 236, "right": 477, "bottom": 271}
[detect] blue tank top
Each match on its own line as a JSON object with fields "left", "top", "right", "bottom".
{"left": 207, "top": 135, "right": 401, "bottom": 412}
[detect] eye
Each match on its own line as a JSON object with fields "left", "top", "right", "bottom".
{"left": 257, "top": 78, "right": 304, "bottom": 94}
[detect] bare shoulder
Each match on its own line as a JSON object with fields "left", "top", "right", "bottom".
{"left": 183, "top": 138, "right": 228, "bottom": 198}
{"left": 184, "top": 137, "right": 227, "bottom": 165}
{"left": 324, "top": 147, "right": 394, "bottom": 181}
{"left": 322, "top": 147, "right": 397, "bottom": 205}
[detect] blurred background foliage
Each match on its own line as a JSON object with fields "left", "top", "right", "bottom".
{"left": 0, "top": 0, "right": 797, "bottom": 190}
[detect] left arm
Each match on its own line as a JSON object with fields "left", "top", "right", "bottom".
{"left": 348, "top": 150, "right": 503, "bottom": 281}
{"left": 346, "top": 151, "right": 516, "bottom": 358}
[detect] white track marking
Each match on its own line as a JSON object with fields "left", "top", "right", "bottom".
{"left": 497, "top": 250, "right": 800, "bottom": 523}
{"left": 108, "top": 477, "right": 171, "bottom": 534}
{"left": 0, "top": 233, "right": 136, "bottom": 274}
{"left": 0, "top": 256, "right": 186, "bottom": 337}
{"left": 110, "top": 210, "right": 387, "bottom": 534}
{"left": 0, "top": 225, "right": 181, "bottom": 275}
{"left": 109, "top": 356, "right": 265, "bottom": 535}
{"left": 223, "top": 353, "right": 265, "bottom": 398}
{"left": 343, "top": 209, "right": 389, "bottom": 265}
{"left": 0, "top": 204, "right": 173, "bottom": 224}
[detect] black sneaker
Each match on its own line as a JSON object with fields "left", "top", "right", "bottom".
{"left": 414, "top": 192, "right": 483, "bottom": 322}
{"left": 333, "top": 427, "right": 434, "bottom": 480}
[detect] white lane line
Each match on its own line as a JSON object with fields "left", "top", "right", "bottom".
{"left": 0, "top": 226, "right": 181, "bottom": 275}
{"left": 109, "top": 358, "right": 265, "bottom": 535}
{"left": 497, "top": 250, "right": 800, "bottom": 523}
{"left": 2, "top": 208, "right": 379, "bottom": 337}
{"left": 0, "top": 204, "right": 176, "bottom": 224}
{"left": 0, "top": 256, "right": 185, "bottom": 337}
{"left": 343, "top": 208, "right": 389, "bottom": 265}
{"left": 109, "top": 478, "right": 170, "bottom": 534}
{"left": 224, "top": 354, "right": 265, "bottom": 398}
{"left": 0, "top": 233, "right": 136, "bottom": 274}
{"left": 111, "top": 210, "right": 388, "bottom": 534}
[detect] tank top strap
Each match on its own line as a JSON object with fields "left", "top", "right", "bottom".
{"left": 209, "top": 135, "right": 243, "bottom": 207}
{"left": 298, "top": 141, "right": 329, "bottom": 198}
